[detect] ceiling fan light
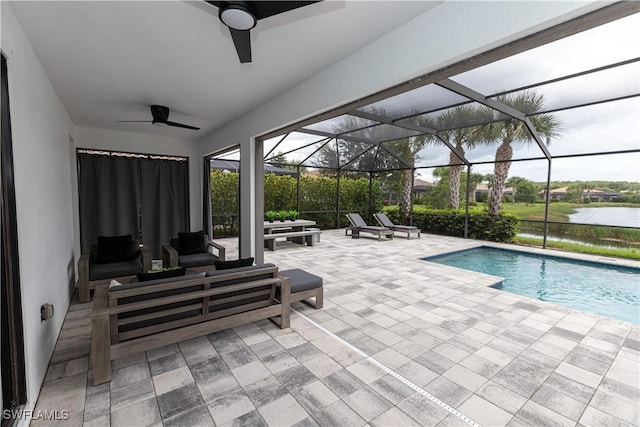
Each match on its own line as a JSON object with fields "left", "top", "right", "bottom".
{"left": 220, "top": 5, "right": 256, "bottom": 31}
{"left": 152, "top": 121, "right": 168, "bottom": 127}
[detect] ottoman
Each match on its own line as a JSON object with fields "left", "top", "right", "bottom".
{"left": 278, "top": 268, "right": 323, "bottom": 309}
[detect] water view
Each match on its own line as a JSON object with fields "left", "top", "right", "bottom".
{"left": 568, "top": 207, "right": 640, "bottom": 227}
{"left": 518, "top": 206, "right": 640, "bottom": 250}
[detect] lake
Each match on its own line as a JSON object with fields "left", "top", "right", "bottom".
{"left": 518, "top": 206, "right": 640, "bottom": 249}
{"left": 568, "top": 207, "right": 640, "bottom": 228}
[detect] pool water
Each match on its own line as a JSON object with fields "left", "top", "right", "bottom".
{"left": 424, "top": 247, "right": 640, "bottom": 324}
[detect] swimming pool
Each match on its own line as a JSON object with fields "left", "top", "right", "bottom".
{"left": 424, "top": 247, "right": 640, "bottom": 324}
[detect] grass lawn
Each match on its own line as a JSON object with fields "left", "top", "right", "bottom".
{"left": 387, "top": 202, "right": 640, "bottom": 260}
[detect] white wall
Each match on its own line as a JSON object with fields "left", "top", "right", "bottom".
{"left": 196, "top": 0, "right": 606, "bottom": 255}
{"left": 1, "top": 2, "right": 76, "bottom": 404}
{"left": 74, "top": 127, "right": 202, "bottom": 232}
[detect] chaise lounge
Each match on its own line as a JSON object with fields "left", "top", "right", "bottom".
{"left": 345, "top": 213, "right": 393, "bottom": 241}
{"left": 374, "top": 212, "right": 421, "bottom": 239}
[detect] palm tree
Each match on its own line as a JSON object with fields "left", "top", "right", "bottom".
{"left": 433, "top": 105, "right": 487, "bottom": 209}
{"left": 479, "top": 91, "right": 560, "bottom": 215}
{"left": 394, "top": 136, "right": 428, "bottom": 223}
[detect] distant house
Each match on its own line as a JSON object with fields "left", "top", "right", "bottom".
{"left": 474, "top": 184, "right": 515, "bottom": 201}
{"left": 539, "top": 187, "right": 625, "bottom": 201}
{"left": 381, "top": 178, "right": 435, "bottom": 205}
{"left": 413, "top": 179, "right": 436, "bottom": 200}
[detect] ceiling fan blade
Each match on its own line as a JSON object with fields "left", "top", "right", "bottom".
{"left": 252, "top": 1, "right": 320, "bottom": 20}
{"left": 229, "top": 28, "right": 252, "bottom": 63}
{"left": 166, "top": 121, "right": 200, "bottom": 130}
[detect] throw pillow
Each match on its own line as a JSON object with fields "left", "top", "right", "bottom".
{"left": 136, "top": 267, "right": 186, "bottom": 282}
{"left": 97, "top": 234, "right": 133, "bottom": 264}
{"left": 178, "top": 231, "right": 206, "bottom": 255}
{"left": 109, "top": 279, "right": 123, "bottom": 289}
{"left": 214, "top": 257, "right": 254, "bottom": 270}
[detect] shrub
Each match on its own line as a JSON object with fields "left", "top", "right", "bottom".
{"left": 211, "top": 171, "right": 383, "bottom": 232}
{"left": 385, "top": 209, "right": 517, "bottom": 242}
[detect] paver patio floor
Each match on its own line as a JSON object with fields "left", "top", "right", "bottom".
{"left": 34, "top": 230, "right": 640, "bottom": 426}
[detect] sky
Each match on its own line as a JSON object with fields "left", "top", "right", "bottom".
{"left": 265, "top": 13, "right": 640, "bottom": 184}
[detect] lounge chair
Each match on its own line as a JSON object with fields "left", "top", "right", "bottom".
{"left": 373, "top": 212, "right": 421, "bottom": 239}
{"left": 345, "top": 213, "right": 393, "bottom": 241}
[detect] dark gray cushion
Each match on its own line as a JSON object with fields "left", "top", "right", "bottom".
{"left": 178, "top": 231, "right": 206, "bottom": 255}
{"left": 91, "top": 239, "right": 140, "bottom": 264}
{"left": 278, "top": 269, "right": 323, "bottom": 293}
{"left": 136, "top": 267, "right": 186, "bottom": 282}
{"left": 97, "top": 234, "right": 132, "bottom": 263}
{"left": 205, "top": 263, "right": 276, "bottom": 277}
{"left": 214, "top": 257, "right": 254, "bottom": 270}
{"left": 113, "top": 271, "right": 207, "bottom": 337}
{"left": 205, "top": 264, "right": 277, "bottom": 313}
{"left": 89, "top": 258, "right": 142, "bottom": 281}
{"left": 113, "top": 270, "right": 204, "bottom": 291}
{"left": 178, "top": 252, "right": 218, "bottom": 268}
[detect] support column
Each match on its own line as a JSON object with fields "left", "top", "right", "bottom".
{"left": 239, "top": 138, "right": 258, "bottom": 261}
{"left": 543, "top": 159, "right": 552, "bottom": 249}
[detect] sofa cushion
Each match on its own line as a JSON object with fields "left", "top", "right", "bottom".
{"left": 111, "top": 271, "right": 207, "bottom": 336}
{"left": 206, "top": 263, "right": 276, "bottom": 278}
{"left": 278, "top": 269, "right": 323, "bottom": 293}
{"left": 89, "top": 258, "right": 142, "bottom": 281}
{"left": 214, "top": 257, "right": 254, "bottom": 270}
{"left": 97, "top": 235, "right": 134, "bottom": 264}
{"left": 113, "top": 270, "right": 205, "bottom": 292}
{"left": 178, "top": 231, "right": 206, "bottom": 255}
{"left": 178, "top": 252, "right": 218, "bottom": 268}
{"left": 136, "top": 267, "right": 186, "bottom": 282}
{"left": 205, "top": 264, "right": 277, "bottom": 313}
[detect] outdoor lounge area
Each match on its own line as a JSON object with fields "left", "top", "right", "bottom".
{"left": 34, "top": 230, "right": 639, "bottom": 426}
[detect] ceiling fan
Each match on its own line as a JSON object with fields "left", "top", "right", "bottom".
{"left": 118, "top": 105, "right": 200, "bottom": 130}
{"left": 206, "top": 1, "right": 321, "bottom": 63}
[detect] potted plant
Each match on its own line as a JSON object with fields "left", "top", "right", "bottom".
{"left": 288, "top": 210, "right": 298, "bottom": 221}
{"left": 277, "top": 210, "right": 288, "bottom": 222}
{"left": 265, "top": 211, "right": 277, "bottom": 223}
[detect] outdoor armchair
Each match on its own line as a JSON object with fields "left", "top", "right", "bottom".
{"left": 78, "top": 234, "right": 152, "bottom": 303}
{"left": 345, "top": 213, "right": 393, "bottom": 241}
{"left": 374, "top": 212, "right": 421, "bottom": 239}
{"left": 162, "top": 230, "right": 226, "bottom": 273}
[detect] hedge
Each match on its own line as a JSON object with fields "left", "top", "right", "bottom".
{"left": 210, "top": 171, "right": 383, "bottom": 234}
{"left": 385, "top": 209, "right": 518, "bottom": 242}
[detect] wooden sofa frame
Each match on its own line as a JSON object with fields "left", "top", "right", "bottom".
{"left": 90, "top": 265, "right": 290, "bottom": 385}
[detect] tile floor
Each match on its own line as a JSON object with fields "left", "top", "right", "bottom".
{"left": 33, "top": 229, "right": 640, "bottom": 427}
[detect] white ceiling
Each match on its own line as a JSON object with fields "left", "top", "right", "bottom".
{"left": 10, "top": 1, "right": 441, "bottom": 140}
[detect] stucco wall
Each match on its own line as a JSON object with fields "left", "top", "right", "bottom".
{"left": 1, "top": 2, "right": 76, "bottom": 404}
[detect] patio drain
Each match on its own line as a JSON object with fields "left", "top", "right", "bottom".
{"left": 292, "top": 308, "right": 482, "bottom": 427}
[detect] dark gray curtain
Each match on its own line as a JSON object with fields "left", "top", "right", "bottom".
{"left": 140, "top": 158, "right": 189, "bottom": 258}
{"left": 78, "top": 154, "right": 140, "bottom": 251}
{"left": 203, "top": 157, "right": 212, "bottom": 238}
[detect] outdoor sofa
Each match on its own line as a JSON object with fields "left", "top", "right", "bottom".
{"left": 90, "top": 263, "right": 290, "bottom": 384}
